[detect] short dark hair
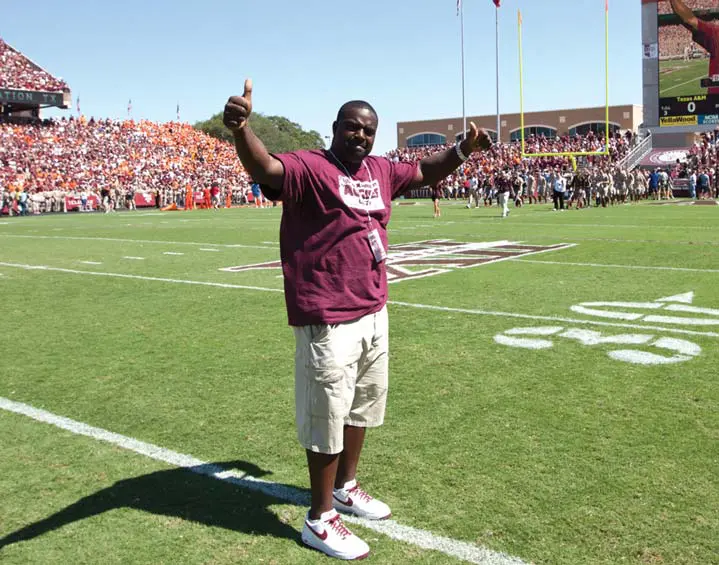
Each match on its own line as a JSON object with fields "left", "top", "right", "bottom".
{"left": 336, "top": 100, "right": 378, "bottom": 123}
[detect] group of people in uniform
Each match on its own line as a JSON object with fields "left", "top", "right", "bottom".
{"left": 442, "top": 164, "right": 672, "bottom": 215}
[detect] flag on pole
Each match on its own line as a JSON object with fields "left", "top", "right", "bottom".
{"left": 457, "top": 0, "right": 461, "bottom": 15}
{"left": 76, "top": 96, "right": 80, "bottom": 115}
{"left": 493, "top": 0, "right": 500, "bottom": 7}
{"left": 605, "top": 0, "right": 608, "bottom": 12}
{"left": 176, "top": 103, "right": 180, "bottom": 121}
{"left": 127, "top": 99, "right": 132, "bottom": 116}
{"left": 518, "top": 9, "right": 522, "bottom": 25}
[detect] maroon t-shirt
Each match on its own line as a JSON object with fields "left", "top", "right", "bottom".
{"left": 273, "top": 150, "right": 418, "bottom": 326}
{"left": 695, "top": 19, "right": 719, "bottom": 95}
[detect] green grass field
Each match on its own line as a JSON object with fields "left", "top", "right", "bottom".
{"left": 1, "top": 201, "right": 718, "bottom": 565}
{"left": 659, "top": 58, "right": 710, "bottom": 97}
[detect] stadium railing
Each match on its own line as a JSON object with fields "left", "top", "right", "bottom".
{"left": 617, "top": 132, "right": 653, "bottom": 172}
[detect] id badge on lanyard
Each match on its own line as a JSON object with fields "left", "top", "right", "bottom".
{"left": 367, "top": 226, "right": 387, "bottom": 263}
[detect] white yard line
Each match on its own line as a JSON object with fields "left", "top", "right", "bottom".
{"left": 122, "top": 256, "right": 145, "bottom": 261}
{"left": 162, "top": 252, "right": 185, "bottom": 256}
{"left": 0, "top": 234, "right": 277, "bottom": 250}
{"left": 388, "top": 301, "right": 719, "bottom": 338}
{"left": 512, "top": 259, "right": 719, "bottom": 274}
{"left": 0, "top": 262, "right": 284, "bottom": 293}
{"left": 660, "top": 73, "right": 707, "bottom": 95}
{"left": 0, "top": 396, "right": 529, "bottom": 565}
{"left": 1, "top": 261, "right": 716, "bottom": 338}
{"left": 199, "top": 248, "right": 220, "bottom": 252}
{"left": 79, "top": 261, "right": 103, "bottom": 266}
{"left": 515, "top": 221, "right": 717, "bottom": 231}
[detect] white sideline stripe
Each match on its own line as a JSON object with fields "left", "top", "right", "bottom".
{"left": 0, "top": 262, "right": 284, "bottom": 294}
{"left": 2, "top": 261, "right": 716, "bottom": 337}
{"left": 0, "top": 396, "right": 528, "bottom": 565}
{"left": 512, "top": 259, "right": 719, "bottom": 274}
{"left": 0, "top": 234, "right": 277, "bottom": 250}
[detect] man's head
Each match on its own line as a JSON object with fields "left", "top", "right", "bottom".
{"left": 330, "top": 101, "right": 378, "bottom": 164}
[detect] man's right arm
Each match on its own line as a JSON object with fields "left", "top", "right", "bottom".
{"left": 224, "top": 79, "right": 285, "bottom": 193}
{"left": 231, "top": 126, "right": 284, "bottom": 192}
{"left": 670, "top": 0, "right": 698, "bottom": 32}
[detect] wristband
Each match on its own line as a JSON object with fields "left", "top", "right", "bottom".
{"left": 455, "top": 143, "right": 469, "bottom": 162}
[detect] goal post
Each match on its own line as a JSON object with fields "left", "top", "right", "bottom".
{"left": 517, "top": 1, "right": 610, "bottom": 162}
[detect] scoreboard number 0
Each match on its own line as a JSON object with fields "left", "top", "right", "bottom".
{"left": 688, "top": 101, "right": 696, "bottom": 113}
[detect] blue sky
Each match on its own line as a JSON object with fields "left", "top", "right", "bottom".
{"left": 3, "top": 0, "right": 641, "bottom": 153}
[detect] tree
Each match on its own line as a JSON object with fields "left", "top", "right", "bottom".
{"left": 194, "top": 112, "right": 324, "bottom": 154}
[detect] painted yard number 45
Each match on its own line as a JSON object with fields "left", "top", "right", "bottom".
{"left": 495, "top": 292, "right": 715, "bottom": 365}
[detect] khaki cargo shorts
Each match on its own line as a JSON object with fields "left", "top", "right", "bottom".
{"left": 293, "top": 306, "right": 389, "bottom": 455}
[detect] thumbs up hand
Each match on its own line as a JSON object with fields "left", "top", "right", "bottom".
{"left": 224, "top": 78, "right": 253, "bottom": 133}
{"left": 460, "top": 121, "right": 492, "bottom": 156}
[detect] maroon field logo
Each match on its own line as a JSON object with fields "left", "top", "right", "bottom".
{"left": 220, "top": 240, "right": 575, "bottom": 283}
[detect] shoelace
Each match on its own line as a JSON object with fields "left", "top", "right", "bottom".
{"left": 348, "top": 484, "right": 373, "bottom": 503}
{"left": 327, "top": 514, "right": 352, "bottom": 539}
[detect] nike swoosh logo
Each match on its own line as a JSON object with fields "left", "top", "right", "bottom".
{"left": 306, "top": 522, "right": 328, "bottom": 541}
{"left": 334, "top": 494, "right": 353, "bottom": 507}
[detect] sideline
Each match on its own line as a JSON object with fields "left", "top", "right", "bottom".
{"left": 0, "top": 396, "right": 528, "bottom": 565}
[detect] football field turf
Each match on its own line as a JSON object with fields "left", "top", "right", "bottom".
{"left": 659, "top": 59, "right": 710, "bottom": 97}
{"left": 1, "top": 201, "right": 717, "bottom": 565}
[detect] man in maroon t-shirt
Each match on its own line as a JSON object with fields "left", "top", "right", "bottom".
{"left": 223, "top": 79, "right": 491, "bottom": 560}
{"left": 670, "top": 0, "right": 719, "bottom": 94}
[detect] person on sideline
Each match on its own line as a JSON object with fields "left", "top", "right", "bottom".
{"left": 223, "top": 79, "right": 492, "bottom": 561}
{"left": 432, "top": 182, "right": 443, "bottom": 218}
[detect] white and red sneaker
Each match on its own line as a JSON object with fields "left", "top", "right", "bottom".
{"left": 301, "top": 509, "right": 370, "bottom": 560}
{"left": 333, "top": 480, "right": 392, "bottom": 520}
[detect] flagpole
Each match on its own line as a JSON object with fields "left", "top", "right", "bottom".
{"left": 495, "top": 4, "right": 500, "bottom": 142}
{"left": 518, "top": 10, "right": 525, "bottom": 155}
{"left": 460, "top": 1, "right": 467, "bottom": 138}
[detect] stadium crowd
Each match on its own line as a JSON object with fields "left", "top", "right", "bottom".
{"left": 657, "top": 1, "right": 715, "bottom": 58}
{"left": 666, "top": 129, "right": 719, "bottom": 198}
{"left": 389, "top": 131, "right": 668, "bottom": 209}
{"left": 658, "top": 0, "right": 716, "bottom": 12}
{"left": 659, "top": 25, "right": 703, "bottom": 59}
{"left": 3, "top": 114, "right": 709, "bottom": 217}
{"left": 0, "top": 116, "right": 262, "bottom": 215}
{"left": 0, "top": 38, "right": 69, "bottom": 92}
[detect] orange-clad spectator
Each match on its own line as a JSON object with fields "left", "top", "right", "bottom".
{"left": 185, "top": 184, "right": 194, "bottom": 210}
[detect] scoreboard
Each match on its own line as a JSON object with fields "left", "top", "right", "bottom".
{"left": 659, "top": 93, "right": 719, "bottom": 127}
{"left": 656, "top": 3, "right": 719, "bottom": 128}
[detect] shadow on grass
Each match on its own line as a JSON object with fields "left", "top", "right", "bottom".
{"left": 0, "top": 460, "right": 309, "bottom": 549}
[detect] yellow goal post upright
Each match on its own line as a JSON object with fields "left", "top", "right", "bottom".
{"left": 517, "top": 0, "right": 610, "bottom": 171}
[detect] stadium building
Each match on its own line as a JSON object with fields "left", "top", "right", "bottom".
{"left": 396, "top": 104, "right": 643, "bottom": 147}
{"left": 0, "top": 37, "right": 71, "bottom": 120}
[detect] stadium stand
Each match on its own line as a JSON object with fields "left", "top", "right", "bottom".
{"left": 2, "top": 34, "right": 708, "bottom": 218}
{"left": 0, "top": 38, "right": 69, "bottom": 92}
{"left": 0, "top": 36, "right": 71, "bottom": 119}
{"left": 0, "top": 117, "right": 252, "bottom": 215}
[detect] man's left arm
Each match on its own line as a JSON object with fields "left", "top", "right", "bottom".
{"left": 406, "top": 123, "right": 492, "bottom": 191}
